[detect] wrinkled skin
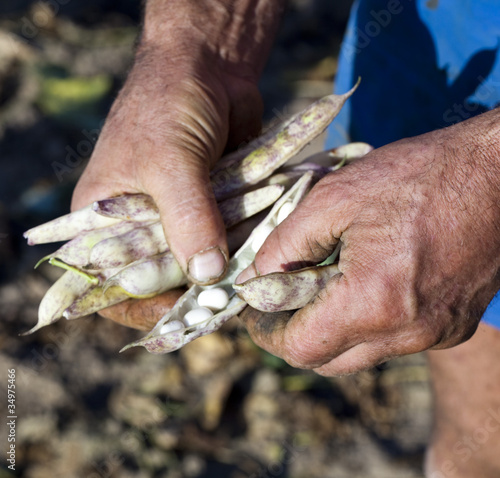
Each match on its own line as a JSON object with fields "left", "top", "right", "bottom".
{"left": 69, "top": 2, "right": 500, "bottom": 474}
{"left": 72, "top": 0, "right": 285, "bottom": 287}
{"left": 238, "top": 108, "right": 500, "bottom": 376}
{"left": 71, "top": 49, "right": 263, "bottom": 284}
{"left": 98, "top": 287, "right": 186, "bottom": 331}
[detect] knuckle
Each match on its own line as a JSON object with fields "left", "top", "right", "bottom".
{"left": 242, "top": 309, "right": 291, "bottom": 356}
{"left": 281, "top": 329, "right": 327, "bottom": 370}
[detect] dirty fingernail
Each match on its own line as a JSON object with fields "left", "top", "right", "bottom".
{"left": 188, "top": 247, "right": 227, "bottom": 284}
{"left": 235, "top": 262, "right": 258, "bottom": 285}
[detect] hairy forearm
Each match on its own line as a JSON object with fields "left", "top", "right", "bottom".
{"left": 139, "top": 0, "right": 287, "bottom": 81}
{"left": 469, "top": 106, "right": 500, "bottom": 172}
{"left": 452, "top": 106, "right": 500, "bottom": 225}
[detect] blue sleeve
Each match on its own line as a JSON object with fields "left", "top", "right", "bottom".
{"left": 326, "top": 0, "right": 500, "bottom": 149}
{"left": 326, "top": 0, "right": 500, "bottom": 329}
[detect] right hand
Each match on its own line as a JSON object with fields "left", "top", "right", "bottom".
{"left": 72, "top": 48, "right": 263, "bottom": 286}
{"left": 237, "top": 109, "right": 500, "bottom": 376}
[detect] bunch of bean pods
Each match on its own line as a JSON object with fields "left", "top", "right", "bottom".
{"left": 23, "top": 80, "right": 372, "bottom": 354}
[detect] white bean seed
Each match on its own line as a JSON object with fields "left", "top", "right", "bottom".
{"left": 183, "top": 307, "right": 214, "bottom": 327}
{"left": 251, "top": 224, "right": 275, "bottom": 253}
{"left": 197, "top": 287, "right": 229, "bottom": 311}
{"left": 277, "top": 201, "right": 295, "bottom": 225}
{"left": 160, "top": 320, "right": 184, "bottom": 335}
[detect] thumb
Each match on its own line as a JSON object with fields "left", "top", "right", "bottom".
{"left": 239, "top": 176, "right": 350, "bottom": 282}
{"left": 135, "top": 77, "right": 234, "bottom": 286}
{"left": 145, "top": 146, "right": 229, "bottom": 285}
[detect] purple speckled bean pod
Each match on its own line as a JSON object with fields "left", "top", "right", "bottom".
{"left": 210, "top": 119, "right": 293, "bottom": 176}
{"left": 301, "top": 142, "right": 373, "bottom": 169}
{"left": 92, "top": 194, "right": 160, "bottom": 221}
{"left": 121, "top": 298, "right": 247, "bottom": 354}
{"left": 104, "top": 251, "right": 187, "bottom": 298}
{"left": 233, "top": 263, "right": 340, "bottom": 312}
{"left": 285, "top": 162, "right": 331, "bottom": 176}
{"left": 23, "top": 204, "right": 122, "bottom": 245}
{"left": 218, "top": 184, "right": 284, "bottom": 228}
{"left": 211, "top": 81, "right": 359, "bottom": 200}
{"left": 48, "top": 220, "right": 151, "bottom": 267}
{"left": 276, "top": 163, "right": 332, "bottom": 187}
{"left": 20, "top": 270, "right": 94, "bottom": 335}
{"left": 328, "top": 142, "right": 373, "bottom": 163}
{"left": 248, "top": 170, "right": 305, "bottom": 194}
{"left": 63, "top": 284, "right": 131, "bottom": 320}
{"left": 88, "top": 221, "right": 167, "bottom": 269}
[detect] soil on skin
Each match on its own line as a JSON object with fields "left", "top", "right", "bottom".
{"left": 0, "top": 2, "right": 430, "bottom": 477}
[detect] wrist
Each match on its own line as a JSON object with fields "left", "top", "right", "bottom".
{"left": 469, "top": 107, "right": 500, "bottom": 165}
{"left": 458, "top": 107, "right": 500, "bottom": 202}
{"left": 441, "top": 107, "right": 500, "bottom": 257}
{"left": 138, "top": 0, "right": 285, "bottom": 83}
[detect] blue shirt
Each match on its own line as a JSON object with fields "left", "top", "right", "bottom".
{"left": 326, "top": 0, "right": 500, "bottom": 328}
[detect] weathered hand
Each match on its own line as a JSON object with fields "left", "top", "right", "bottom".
{"left": 71, "top": 0, "right": 285, "bottom": 328}
{"left": 72, "top": 51, "right": 262, "bottom": 285}
{"left": 239, "top": 108, "right": 500, "bottom": 376}
{"left": 71, "top": 0, "right": 286, "bottom": 289}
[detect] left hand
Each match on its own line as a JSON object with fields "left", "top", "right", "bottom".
{"left": 238, "top": 108, "right": 500, "bottom": 376}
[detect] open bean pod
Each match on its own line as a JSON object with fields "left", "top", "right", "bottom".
{"left": 121, "top": 172, "right": 314, "bottom": 354}
{"left": 23, "top": 85, "right": 368, "bottom": 351}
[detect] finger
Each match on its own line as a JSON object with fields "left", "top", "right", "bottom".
{"left": 249, "top": 173, "right": 356, "bottom": 278}
{"left": 145, "top": 147, "right": 228, "bottom": 285}
{"left": 313, "top": 342, "right": 396, "bottom": 377}
{"left": 98, "top": 287, "right": 186, "bottom": 331}
{"left": 138, "top": 85, "right": 231, "bottom": 285}
{"left": 239, "top": 274, "right": 357, "bottom": 368}
{"left": 240, "top": 248, "right": 431, "bottom": 371}
{"left": 312, "top": 321, "right": 437, "bottom": 377}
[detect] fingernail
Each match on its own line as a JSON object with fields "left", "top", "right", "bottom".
{"left": 235, "top": 262, "right": 258, "bottom": 285}
{"left": 188, "top": 247, "right": 227, "bottom": 284}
